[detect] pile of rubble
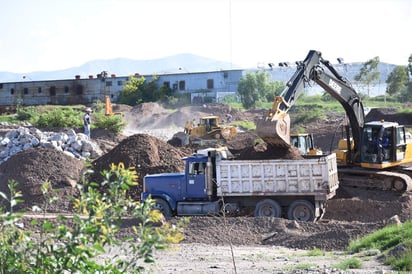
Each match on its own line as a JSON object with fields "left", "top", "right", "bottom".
{"left": 0, "top": 125, "right": 103, "bottom": 164}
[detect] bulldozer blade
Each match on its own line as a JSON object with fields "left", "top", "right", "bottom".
{"left": 256, "top": 114, "right": 291, "bottom": 147}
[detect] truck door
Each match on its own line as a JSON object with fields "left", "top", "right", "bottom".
{"left": 186, "top": 161, "right": 208, "bottom": 199}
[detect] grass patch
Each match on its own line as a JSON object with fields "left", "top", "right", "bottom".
{"left": 305, "top": 248, "right": 325, "bottom": 257}
{"left": 231, "top": 121, "right": 256, "bottom": 131}
{"left": 348, "top": 220, "right": 412, "bottom": 271}
{"left": 334, "top": 258, "right": 362, "bottom": 270}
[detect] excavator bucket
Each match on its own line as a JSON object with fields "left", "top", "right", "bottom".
{"left": 255, "top": 96, "right": 291, "bottom": 147}
{"left": 256, "top": 113, "right": 291, "bottom": 147}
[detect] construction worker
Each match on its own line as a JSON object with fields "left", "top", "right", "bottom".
{"left": 83, "top": 107, "right": 92, "bottom": 139}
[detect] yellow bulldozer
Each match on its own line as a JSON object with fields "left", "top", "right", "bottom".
{"left": 172, "top": 116, "right": 237, "bottom": 146}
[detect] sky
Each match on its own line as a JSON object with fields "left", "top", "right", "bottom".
{"left": 0, "top": 0, "right": 411, "bottom": 73}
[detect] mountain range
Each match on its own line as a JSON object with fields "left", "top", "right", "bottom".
{"left": 0, "top": 53, "right": 241, "bottom": 83}
{"left": 0, "top": 53, "right": 396, "bottom": 86}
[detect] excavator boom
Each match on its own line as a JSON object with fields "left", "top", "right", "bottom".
{"left": 256, "top": 50, "right": 412, "bottom": 192}
{"left": 256, "top": 50, "right": 364, "bottom": 160}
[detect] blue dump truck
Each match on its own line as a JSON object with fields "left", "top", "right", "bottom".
{"left": 141, "top": 147, "right": 339, "bottom": 222}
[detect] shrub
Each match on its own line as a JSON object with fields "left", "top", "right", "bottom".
{"left": 0, "top": 163, "right": 184, "bottom": 273}
{"left": 93, "top": 113, "right": 126, "bottom": 133}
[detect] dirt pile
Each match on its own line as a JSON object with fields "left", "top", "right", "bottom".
{"left": 237, "top": 142, "right": 303, "bottom": 160}
{"left": 0, "top": 148, "right": 84, "bottom": 212}
{"left": 89, "top": 133, "right": 193, "bottom": 198}
{"left": 366, "top": 107, "right": 412, "bottom": 126}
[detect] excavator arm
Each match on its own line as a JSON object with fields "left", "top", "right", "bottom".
{"left": 257, "top": 50, "right": 365, "bottom": 160}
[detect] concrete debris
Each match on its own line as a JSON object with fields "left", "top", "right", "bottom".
{"left": 0, "top": 126, "right": 103, "bottom": 164}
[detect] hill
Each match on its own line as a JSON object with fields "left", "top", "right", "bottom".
{"left": 0, "top": 53, "right": 241, "bottom": 82}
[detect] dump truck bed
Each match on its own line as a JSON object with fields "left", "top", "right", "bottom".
{"left": 215, "top": 153, "right": 339, "bottom": 200}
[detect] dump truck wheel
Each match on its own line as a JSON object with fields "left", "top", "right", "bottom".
{"left": 153, "top": 198, "right": 172, "bottom": 219}
{"left": 287, "top": 200, "right": 315, "bottom": 222}
{"left": 254, "top": 199, "right": 282, "bottom": 217}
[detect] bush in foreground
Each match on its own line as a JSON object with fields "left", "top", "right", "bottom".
{"left": 0, "top": 163, "right": 184, "bottom": 273}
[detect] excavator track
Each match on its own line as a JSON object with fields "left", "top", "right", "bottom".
{"left": 338, "top": 166, "right": 412, "bottom": 192}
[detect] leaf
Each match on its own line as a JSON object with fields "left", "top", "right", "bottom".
{"left": 93, "top": 243, "right": 105, "bottom": 253}
{"left": 42, "top": 221, "right": 53, "bottom": 231}
{"left": 0, "top": 191, "right": 8, "bottom": 201}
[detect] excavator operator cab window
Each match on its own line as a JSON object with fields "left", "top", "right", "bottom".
{"left": 362, "top": 127, "right": 381, "bottom": 163}
{"left": 362, "top": 126, "right": 394, "bottom": 163}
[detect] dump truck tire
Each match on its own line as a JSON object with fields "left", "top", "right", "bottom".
{"left": 153, "top": 198, "right": 172, "bottom": 219}
{"left": 287, "top": 200, "right": 315, "bottom": 222}
{"left": 254, "top": 199, "right": 282, "bottom": 217}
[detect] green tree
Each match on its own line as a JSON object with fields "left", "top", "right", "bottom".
{"left": 237, "top": 71, "right": 284, "bottom": 109}
{"left": 406, "top": 54, "right": 412, "bottom": 101}
{"left": 265, "top": 80, "right": 285, "bottom": 102}
{"left": 385, "top": 66, "right": 408, "bottom": 96}
{"left": 354, "top": 56, "right": 380, "bottom": 96}
{"left": 237, "top": 72, "right": 260, "bottom": 109}
{"left": 119, "top": 76, "right": 172, "bottom": 105}
{"left": 119, "top": 75, "right": 146, "bottom": 105}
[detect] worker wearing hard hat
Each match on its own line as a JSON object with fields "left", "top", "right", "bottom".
{"left": 83, "top": 107, "right": 92, "bottom": 139}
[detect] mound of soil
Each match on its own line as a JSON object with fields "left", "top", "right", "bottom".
{"left": 366, "top": 107, "right": 412, "bottom": 126}
{"left": 0, "top": 148, "right": 84, "bottom": 212}
{"left": 89, "top": 134, "right": 193, "bottom": 199}
{"left": 237, "top": 142, "right": 303, "bottom": 160}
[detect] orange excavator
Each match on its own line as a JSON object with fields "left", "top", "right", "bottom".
{"left": 256, "top": 50, "right": 412, "bottom": 192}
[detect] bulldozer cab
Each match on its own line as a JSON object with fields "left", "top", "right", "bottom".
{"left": 291, "top": 133, "right": 322, "bottom": 156}
{"left": 199, "top": 116, "right": 220, "bottom": 131}
{"left": 181, "top": 115, "right": 236, "bottom": 146}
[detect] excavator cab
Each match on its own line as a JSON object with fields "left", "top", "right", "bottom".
{"left": 360, "top": 121, "right": 411, "bottom": 168}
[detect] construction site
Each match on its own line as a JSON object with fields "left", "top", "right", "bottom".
{"left": 0, "top": 99, "right": 411, "bottom": 272}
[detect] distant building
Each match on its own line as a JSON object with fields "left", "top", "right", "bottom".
{"left": 0, "top": 69, "right": 244, "bottom": 109}
{"left": 0, "top": 62, "right": 391, "bottom": 111}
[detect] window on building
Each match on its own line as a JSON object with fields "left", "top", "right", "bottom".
{"left": 163, "top": 81, "right": 170, "bottom": 88}
{"left": 117, "top": 81, "right": 123, "bottom": 86}
{"left": 76, "top": 85, "right": 83, "bottom": 95}
{"left": 10, "top": 88, "right": 14, "bottom": 94}
{"left": 179, "top": 80, "right": 185, "bottom": 91}
{"left": 50, "top": 86, "right": 56, "bottom": 96}
{"left": 0, "top": 83, "right": 3, "bottom": 89}
{"left": 207, "top": 79, "right": 214, "bottom": 89}
{"left": 38, "top": 87, "right": 42, "bottom": 93}
{"left": 64, "top": 86, "right": 69, "bottom": 93}
{"left": 24, "top": 87, "right": 29, "bottom": 94}
{"left": 106, "top": 81, "right": 112, "bottom": 87}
